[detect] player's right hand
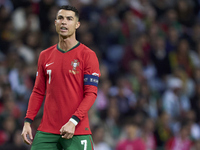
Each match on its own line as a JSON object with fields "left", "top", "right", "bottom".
{"left": 21, "top": 122, "right": 33, "bottom": 145}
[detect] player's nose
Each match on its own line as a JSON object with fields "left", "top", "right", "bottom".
{"left": 61, "top": 18, "right": 67, "bottom": 24}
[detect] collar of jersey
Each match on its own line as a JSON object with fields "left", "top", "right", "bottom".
{"left": 57, "top": 41, "right": 80, "bottom": 53}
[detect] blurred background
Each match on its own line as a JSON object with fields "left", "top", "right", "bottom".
{"left": 0, "top": 0, "right": 200, "bottom": 149}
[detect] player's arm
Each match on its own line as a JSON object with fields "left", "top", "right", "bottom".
{"left": 60, "top": 51, "right": 100, "bottom": 139}
{"left": 21, "top": 52, "right": 46, "bottom": 144}
{"left": 71, "top": 51, "right": 100, "bottom": 124}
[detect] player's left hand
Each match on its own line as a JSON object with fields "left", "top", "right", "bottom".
{"left": 60, "top": 121, "right": 75, "bottom": 139}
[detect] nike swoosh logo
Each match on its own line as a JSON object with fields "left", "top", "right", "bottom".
{"left": 46, "top": 62, "right": 54, "bottom": 67}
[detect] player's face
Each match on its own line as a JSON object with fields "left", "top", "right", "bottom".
{"left": 55, "top": 9, "right": 80, "bottom": 38}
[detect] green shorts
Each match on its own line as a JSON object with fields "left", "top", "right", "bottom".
{"left": 31, "top": 131, "right": 94, "bottom": 150}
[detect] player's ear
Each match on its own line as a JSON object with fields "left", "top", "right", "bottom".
{"left": 76, "top": 21, "right": 80, "bottom": 29}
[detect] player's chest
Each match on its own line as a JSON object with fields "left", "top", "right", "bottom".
{"left": 43, "top": 52, "right": 83, "bottom": 77}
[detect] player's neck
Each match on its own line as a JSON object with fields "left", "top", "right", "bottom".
{"left": 58, "top": 35, "right": 78, "bottom": 52}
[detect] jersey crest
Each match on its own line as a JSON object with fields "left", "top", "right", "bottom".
{"left": 69, "top": 59, "right": 80, "bottom": 74}
{"left": 71, "top": 59, "right": 79, "bottom": 70}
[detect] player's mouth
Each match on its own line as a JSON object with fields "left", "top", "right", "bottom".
{"left": 60, "top": 27, "right": 68, "bottom": 32}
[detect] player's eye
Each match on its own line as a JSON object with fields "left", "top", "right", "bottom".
{"left": 67, "top": 17, "right": 73, "bottom": 20}
{"left": 58, "top": 16, "right": 64, "bottom": 20}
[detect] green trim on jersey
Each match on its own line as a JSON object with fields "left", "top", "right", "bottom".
{"left": 31, "top": 131, "right": 94, "bottom": 150}
{"left": 57, "top": 42, "right": 80, "bottom": 53}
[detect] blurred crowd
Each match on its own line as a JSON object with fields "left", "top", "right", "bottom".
{"left": 1, "top": 0, "right": 200, "bottom": 149}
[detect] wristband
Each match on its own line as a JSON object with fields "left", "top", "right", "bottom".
{"left": 69, "top": 118, "right": 78, "bottom": 126}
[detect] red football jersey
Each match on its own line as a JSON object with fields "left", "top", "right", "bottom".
{"left": 25, "top": 42, "right": 100, "bottom": 135}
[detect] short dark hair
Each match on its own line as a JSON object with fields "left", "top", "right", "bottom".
{"left": 59, "top": 5, "right": 79, "bottom": 20}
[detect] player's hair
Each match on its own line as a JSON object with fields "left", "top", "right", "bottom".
{"left": 58, "top": 5, "right": 79, "bottom": 20}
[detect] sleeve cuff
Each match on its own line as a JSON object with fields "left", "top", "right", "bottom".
{"left": 70, "top": 115, "right": 80, "bottom": 126}
{"left": 24, "top": 118, "right": 33, "bottom": 124}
